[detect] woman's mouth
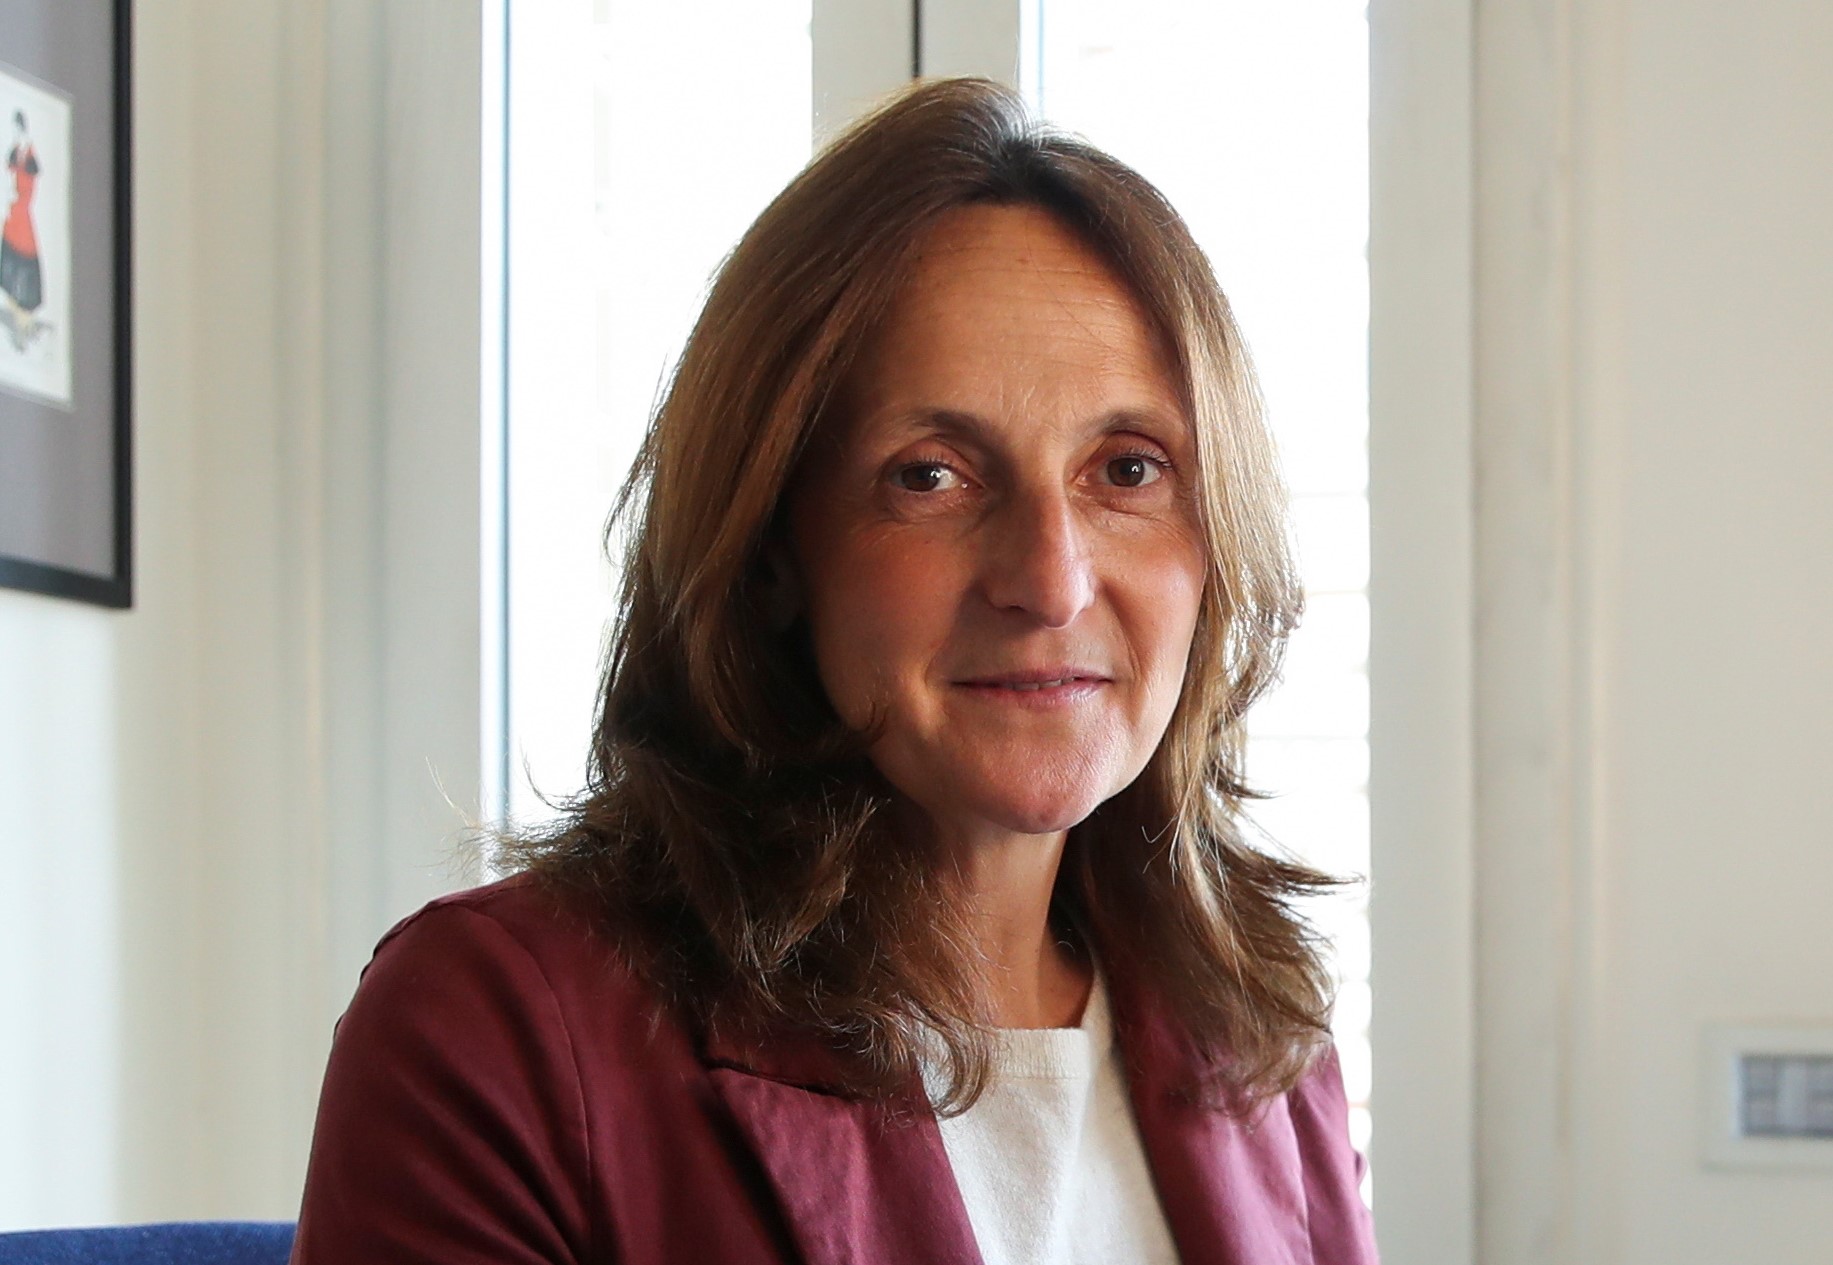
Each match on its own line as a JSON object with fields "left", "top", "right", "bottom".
{"left": 954, "top": 669, "right": 1110, "bottom": 705}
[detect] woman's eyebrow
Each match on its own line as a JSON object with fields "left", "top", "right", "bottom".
{"left": 897, "top": 408, "right": 998, "bottom": 446}
{"left": 1098, "top": 408, "right": 1189, "bottom": 443}
{"left": 846, "top": 408, "right": 1003, "bottom": 461}
{"left": 877, "top": 406, "right": 1187, "bottom": 448}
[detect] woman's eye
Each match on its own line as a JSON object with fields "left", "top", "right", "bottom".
{"left": 1104, "top": 454, "right": 1164, "bottom": 488}
{"left": 893, "top": 462, "right": 960, "bottom": 493}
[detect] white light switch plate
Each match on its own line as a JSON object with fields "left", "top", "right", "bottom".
{"left": 1702, "top": 1024, "right": 1833, "bottom": 1171}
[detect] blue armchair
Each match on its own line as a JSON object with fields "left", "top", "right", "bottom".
{"left": 0, "top": 1222, "right": 293, "bottom": 1265}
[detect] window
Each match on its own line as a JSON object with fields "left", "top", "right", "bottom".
{"left": 499, "top": 11, "right": 1370, "bottom": 1192}
{"left": 502, "top": 0, "right": 813, "bottom": 822}
{"left": 1033, "top": 0, "right": 1374, "bottom": 1189}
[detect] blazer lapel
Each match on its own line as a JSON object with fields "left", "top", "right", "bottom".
{"left": 704, "top": 978, "right": 1319, "bottom": 1265}
{"left": 705, "top": 1029, "right": 984, "bottom": 1265}
{"left": 1110, "top": 969, "right": 1317, "bottom": 1265}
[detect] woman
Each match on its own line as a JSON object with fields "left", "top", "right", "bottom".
{"left": 2, "top": 110, "right": 44, "bottom": 346}
{"left": 292, "top": 78, "right": 1377, "bottom": 1265}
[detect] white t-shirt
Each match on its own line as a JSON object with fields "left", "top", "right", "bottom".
{"left": 925, "top": 973, "right": 1182, "bottom": 1265}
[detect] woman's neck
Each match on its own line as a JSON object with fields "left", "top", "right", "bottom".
{"left": 936, "top": 819, "right": 1094, "bottom": 1029}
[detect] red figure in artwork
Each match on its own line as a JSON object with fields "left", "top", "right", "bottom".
{"left": 2, "top": 108, "right": 45, "bottom": 349}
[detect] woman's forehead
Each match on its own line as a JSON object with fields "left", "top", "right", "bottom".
{"left": 838, "top": 205, "right": 1186, "bottom": 427}
{"left": 895, "top": 204, "right": 1139, "bottom": 323}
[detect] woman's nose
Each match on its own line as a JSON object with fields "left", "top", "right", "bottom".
{"left": 978, "top": 486, "right": 1097, "bottom": 628}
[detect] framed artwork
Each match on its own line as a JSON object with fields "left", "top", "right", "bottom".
{"left": 0, "top": 0, "right": 131, "bottom": 607}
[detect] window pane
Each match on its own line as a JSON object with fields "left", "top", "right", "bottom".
{"left": 1036, "top": 0, "right": 1372, "bottom": 1201}
{"left": 505, "top": 1, "right": 812, "bottom": 824}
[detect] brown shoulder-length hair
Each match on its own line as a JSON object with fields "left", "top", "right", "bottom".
{"left": 503, "top": 77, "right": 1343, "bottom": 1114}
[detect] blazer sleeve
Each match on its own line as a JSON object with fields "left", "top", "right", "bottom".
{"left": 290, "top": 903, "right": 595, "bottom": 1265}
{"left": 1286, "top": 1045, "right": 1380, "bottom": 1264}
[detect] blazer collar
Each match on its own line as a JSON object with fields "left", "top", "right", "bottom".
{"left": 704, "top": 966, "right": 1316, "bottom": 1265}
{"left": 1107, "top": 966, "right": 1316, "bottom": 1265}
{"left": 705, "top": 1024, "right": 983, "bottom": 1265}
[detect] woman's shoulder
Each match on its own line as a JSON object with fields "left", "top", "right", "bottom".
{"left": 301, "top": 875, "right": 671, "bottom": 1261}
{"left": 376, "top": 870, "right": 593, "bottom": 951}
{"left": 1279, "top": 1044, "right": 1376, "bottom": 1250}
{"left": 354, "top": 871, "right": 667, "bottom": 1038}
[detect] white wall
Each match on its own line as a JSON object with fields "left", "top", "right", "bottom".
{"left": 1596, "top": 1, "right": 1833, "bottom": 1259}
{"left": 0, "top": 0, "right": 484, "bottom": 1229}
{"left": 1, "top": 1, "right": 236, "bottom": 1225}
{"left": 1376, "top": 1, "right": 1833, "bottom": 1262}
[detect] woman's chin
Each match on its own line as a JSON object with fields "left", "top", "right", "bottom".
{"left": 921, "top": 777, "right": 1117, "bottom": 841}
{"left": 874, "top": 741, "right": 1142, "bottom": 842}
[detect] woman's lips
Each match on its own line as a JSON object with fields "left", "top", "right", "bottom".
{"left": 956, "top": 667, "right": 1108, "bottom": 686}
{"left": 953, "top": 670, "right": 1109, "bottom": 706}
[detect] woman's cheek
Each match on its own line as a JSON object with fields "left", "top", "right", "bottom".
{"left": 1114, "top": 525, "right": 1205, "bottom": 686}
{"left": 805, "top": 554, "right": 923, "bottom": 724}
{"left": 844, "top": 541, "right": 965, "bottom": 716}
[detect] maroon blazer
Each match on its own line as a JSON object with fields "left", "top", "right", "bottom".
{"left": 290, "top": 875, "right": 1377, "bottom": 1264}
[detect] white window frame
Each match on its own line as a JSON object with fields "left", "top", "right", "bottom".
{"left": 1368, "top": 0, "right": 1477, "bottom": 1260}
{"left": 312, "top": 1, "right": 495, "bottom": 995}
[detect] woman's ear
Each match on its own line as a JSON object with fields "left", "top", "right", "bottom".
{"left": 756, "top": 539, "right": 803, "bottom": 633}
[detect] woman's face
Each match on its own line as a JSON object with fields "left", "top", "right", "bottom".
{"left": 786, "top": 203, "right": 1206, "bottom": 846}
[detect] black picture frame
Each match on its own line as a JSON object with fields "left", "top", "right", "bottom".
{"left": 0, "top": 0, "right": 132, "bottom": 608}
